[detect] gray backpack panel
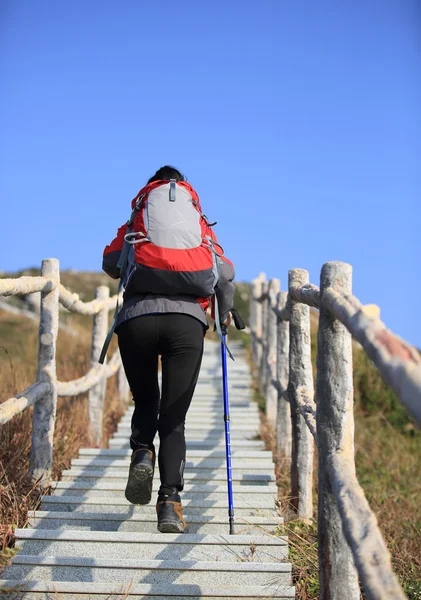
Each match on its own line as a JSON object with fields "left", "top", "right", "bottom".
{"left": 144, "top": 183, "right": 202, "bottom": 249}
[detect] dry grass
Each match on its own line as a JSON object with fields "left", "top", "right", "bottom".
{"left": 0, "top": 304, "right": 125, "bottom": 570}
{"left": 354, "top": 411, "right": 421, "bottom": 598}
{"left": 258, "top": 411, "right": 320, "bottom": 600}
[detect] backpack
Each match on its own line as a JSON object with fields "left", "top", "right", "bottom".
{"left": 99, "top": 179, "right": 225, "bottom": 363}
{"left": 120, "top": 179, "right": 222, "bottom": 298}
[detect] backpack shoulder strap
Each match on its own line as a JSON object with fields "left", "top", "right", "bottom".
{"left": 99, "top": 192, "right": 146, "bottom": 364}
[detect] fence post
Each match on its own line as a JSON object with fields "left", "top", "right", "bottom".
{"left": 316, "top": 261, "right": 359, "bottom": 599}
{"left": 88, "top": 286, "right": 109, "bottom": 446}
{"left": 288, "top": 268, "right": 314, "bottom": 519}
{"left": 265, "top": 278, "right": 280, "bottom": 425}
{"left": 117, "top": 357, "right": 130, "bottom": 406}
{"left": 276, "top": 290, "right": 292, "bottom": 456}
{"left": 252, "top": 273, "right": 265, "bottom": 372}
{"left": 250, "top": 277, "right": 258, "bottom": 366}
{"left": 259, "top": 279, "right": 269, "bottom": 395}
{"left": 29, "top": 258, "right": 60, "bottom": 487}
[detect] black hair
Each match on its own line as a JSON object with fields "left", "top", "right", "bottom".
{"left": 147, "top": 165, "right": 185, "bottom": 184}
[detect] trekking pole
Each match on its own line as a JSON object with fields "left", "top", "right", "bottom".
{"left": 220, "top": 328, "right": 235, "bottom": 535}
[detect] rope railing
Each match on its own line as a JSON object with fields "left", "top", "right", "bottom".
{"left": 250, "top": 261, "right": 419, "bottom": 600}
{"left": 59, "top": 283, "right": 119, "bottom": 315}
{"left": 0, "top": 258, "right": 130, "bottom": 488}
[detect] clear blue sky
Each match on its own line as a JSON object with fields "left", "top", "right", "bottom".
{"left": 1, "top": 1, "right": 420, "bottom": 346}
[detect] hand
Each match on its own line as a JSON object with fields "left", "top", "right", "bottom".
{"left": 222, "top": 312, "right": 232, "bottom": 328}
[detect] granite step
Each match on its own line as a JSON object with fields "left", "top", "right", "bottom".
{"left": 109, "top": 439, "right": 265, "bottom": 449}
{"left": 0, "top": 580, "right": 295, "bottom": 599}
{"left": 77, "top": 448, "right": 271, "bottom": 459}
{"left": 40, "top": 496, "right": 278, "bottom": 514}
{"left": 111, "top": 432, "right": 259, "bottom": 441}
{"left": 117, "top": 423, "right": 259, "bottom": 432}
{"left": 70, "top": 458, "right": 272, "bottom": 469}
{"left": 4, "top": 555, "right": 290, "bottom": 586}
{"left": 14, "top": 530, "right": 288, "bottom": 562}
{"left": 50, "top": 490, "right": 276, "bottom": 506}
{"left": 27, "top": 511, "right": 280, "bottom": 535}
{"left": 51, "top": 482, "right": 278, "bottom": 496}
{"left": 60, "top": 469, "right": 276, "bottom": 483}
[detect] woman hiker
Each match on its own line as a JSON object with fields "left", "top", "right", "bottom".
{"left": 102, "top": 166, "right": 235, "bottom": 533}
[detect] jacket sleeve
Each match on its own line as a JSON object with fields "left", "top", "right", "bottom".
{"left": 207, "top": 226, "right": 236, "bottom": 322}
{"left": 215, "top": 256, "right": 236, "bottom": 321}
{"left": 102, "top": 224, "right": 127, "bottom": 279}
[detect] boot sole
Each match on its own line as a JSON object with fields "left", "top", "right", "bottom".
{"left": 157, "top": 521, "right": 187, "bottom": 534}
{"left": 125, "top": 464, "right": 154, "bottom": 505}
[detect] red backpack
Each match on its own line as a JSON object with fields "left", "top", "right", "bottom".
{"left": 100, "top": 180, "right": 232, "bottom": 362}
{"left": 117, "top": 179, "right": 225, "bottom": 298}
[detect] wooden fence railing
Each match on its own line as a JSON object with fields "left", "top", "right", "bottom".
{"left": 0, "top": 258, "right": 130, "bottom": 487}
{"left": 250, "top": 261, "right": 421, "bottom": 600}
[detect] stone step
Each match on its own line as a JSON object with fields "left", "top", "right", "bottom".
{"left": 126, "top": 399, "right": 254, "bottom": 407}
{"left": 112, "top": 436, "right": 259, "bottom": 445}
{"left": 67, "top": 466, "right": 270, "bottom": 478}
{"left": 61, "top": 469, "right": 275, "bottom": 483}
{"left": 40, "top": 496, "right": 277, "bottom": 513}
{"left": 5, "top": 555, "right": 289, "bottom": 586}
{"left": 108, "top": 439, "right": 265, "bottom": 449}
{"left": 51, "top": 482, "right": 278, "bottom": 496}
{"left": 71, "top": 458, "right": 272, "bottom": 469}
{"left": 27, "top": 511, "right": 280, "bottom": 535}
{"left": 0, "top": 580, "right": 295, "bottom": 599}
{"left": 128, "top": 395, "right": 254, "bottom": 401}
{"left": 77, "top": 448, "right": 272, "bottom": 459}
{"left": 118, "top": 421, "right": 259, "bottom": 430}
{"left": 120, "top": 414, "right": 259, "bottom": 423}
{"left": 119, "top": 420, "right": 259, "bottom": 429}
{"left": 195, "top": 377, "right": 252, "bottom": 384}
{"left": 112, "top": 432, "right": 259, "bottom": 441}
{"left": 108, "top": 436, "right": 265, "bottom": 450}
{"left": 195, "top": 381, "right": 251, "bottom": 386}
{"left": 123, "top": 404, "right": 257, "bottom": 412}
{"left": 51, "top": 490, "right": 276, "bottom": 505}
{"left": 117, "top": 425, "right": 259, "bottom": 434}
{"left": 111, "top": 439, "right": 265, "bottom": 448}
{"left": 14, "top": 530, "right": 289, "bottom": 562}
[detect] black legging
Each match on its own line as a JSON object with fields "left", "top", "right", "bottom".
{"left": 117, "top": 313, "right": 204, "bottom": 496}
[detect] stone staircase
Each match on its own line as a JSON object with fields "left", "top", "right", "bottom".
{"left": 1, "top": 340, "right": 294, "bottom": 599}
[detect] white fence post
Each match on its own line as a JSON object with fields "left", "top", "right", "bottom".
{"left": 316, "top": 261, "right": 359, "bottom": 599}
{"left": 250, "top": 278, "right": 258, "bottom": 366}
{"left": 117, "top": 358, "right": 130, "bottom": 406}
{"left": 288, "top": 268, "right": 314, "bottom": 519}
{"left": 265, "top": 278, "right": 280, "bottom": 425}
{"left": 276, "top": 290, "right": 292, "bottom": 456}
{"left": 252, "top": 273, "right": 265, "bottom": 371}
{"left": 29, "top": 258, "right": 60, "bottom": 487}
{"left": 88, "top": 286, "right": 109, "bottom": 446}
{"left": 259, "top": 279, "right": 269, "bottom": 395}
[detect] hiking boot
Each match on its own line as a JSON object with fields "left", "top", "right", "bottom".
{"left": 125, "top": 447, "right": 155, "bottom": 505}
{"left": 156, "top": 493, "right": 188, "bottom": 533}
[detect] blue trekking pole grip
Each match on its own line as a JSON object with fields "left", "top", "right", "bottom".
{"left": 220, "top": 331, "right": 234, "bottom": 535}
